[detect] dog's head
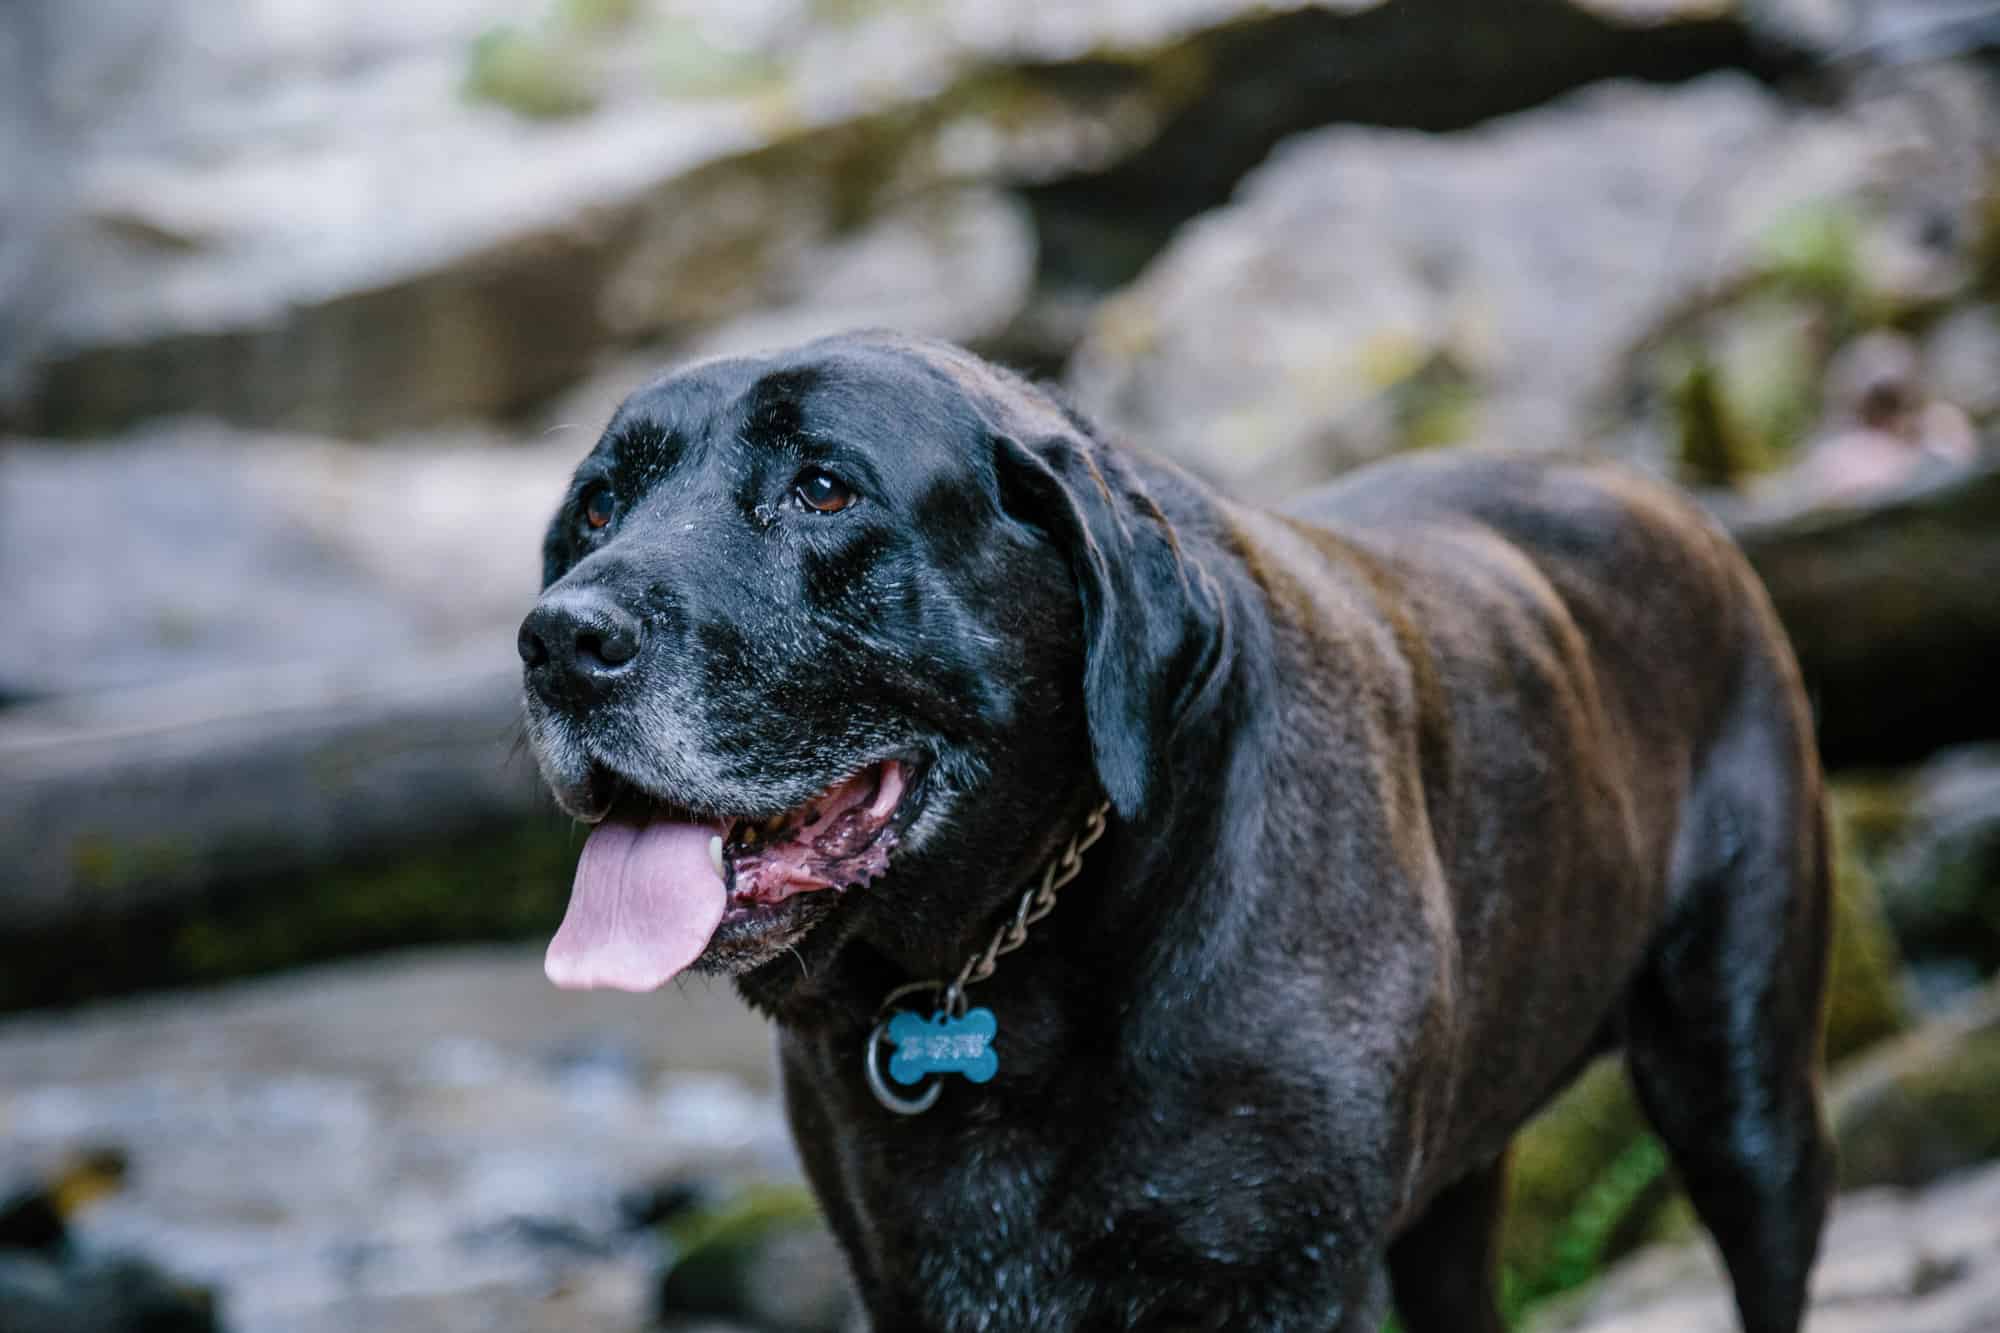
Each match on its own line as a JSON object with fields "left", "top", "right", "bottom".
{"left": 520, "top": 332, "right": 1224, "bottom": 993}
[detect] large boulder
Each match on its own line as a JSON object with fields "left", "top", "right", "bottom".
{"left": 1066, "top": 64, "right": 1998, "bottom": 502}
{"left": 5, "top": 0, "right": 1846, "bottom": 439}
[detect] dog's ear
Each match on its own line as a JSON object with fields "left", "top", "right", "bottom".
{"left": 994, "top": 430, "right": 1227, "bottom": 821}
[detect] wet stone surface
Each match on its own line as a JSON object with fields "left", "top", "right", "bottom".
{"left": 1534, "top": 1159, "right": 2000, "bottom": 1333}
{"left": 0, "top": 946, "right": 791, "bottom": 1333}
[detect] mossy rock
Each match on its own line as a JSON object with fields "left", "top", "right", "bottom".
{"left": 1860, "top": 748, "right": 2000, "bottom": 982}
{"left": 1832, "top": 980, "right": 2000, "bottom": 1190}
{"left": 0, "top": 818, "right": 580, "bottom": 1012}
{"left": 1824, "top": 821, "right": 1910, "bottom": 1063}
{"left": 656, "top": 1183, "right": 852, "bottom": 1333}
{"left": 464, "top": 27, "right": 600, "bottom": 119}
{"left": 1670, "top": 348, "right": 1766, "bottom": 489}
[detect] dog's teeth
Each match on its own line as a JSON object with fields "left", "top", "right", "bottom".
{"left": 709, "top": 835, "right": 725, "bottom": 877}
{"left": 764, "top": 813, "right": 786, "bottom": 834}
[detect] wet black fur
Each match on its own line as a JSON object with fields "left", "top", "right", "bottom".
{"left": 523, "top": 332, "right": 1834, "bottom": 1332}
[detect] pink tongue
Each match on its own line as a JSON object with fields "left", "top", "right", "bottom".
{"left": 544, "top": 819, "right": 725, "bottom": 992}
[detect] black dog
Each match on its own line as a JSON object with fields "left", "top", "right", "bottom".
{"left": 519, "top": 332, "right": 1832, "bottom": 1332}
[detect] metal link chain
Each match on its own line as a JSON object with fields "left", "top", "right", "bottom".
{"left": 864, "top": 801, "right": 1115, "bottom": 1114}
{"left": 940, "top": 801, "right": 1110, "bottom": 1016}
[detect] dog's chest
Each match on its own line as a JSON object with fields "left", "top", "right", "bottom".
{"left": 794, "top": 1068, "right": 1349, "bottom": 1329}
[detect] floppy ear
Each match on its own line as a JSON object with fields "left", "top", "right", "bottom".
{"left": 994, "top": 430, "right": 1227, "bottom": 821}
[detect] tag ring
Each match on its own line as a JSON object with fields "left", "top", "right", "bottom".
{"left": 864, "top": 1016, "right": 942, "bottom": 1116}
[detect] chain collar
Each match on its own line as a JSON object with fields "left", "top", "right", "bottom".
{"left": 864, "top": 801, "right": 1112, "bottom": 1114}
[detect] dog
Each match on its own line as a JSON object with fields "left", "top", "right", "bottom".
{"left": 518, "top": 331, "right": 1833, "bottom": 1332}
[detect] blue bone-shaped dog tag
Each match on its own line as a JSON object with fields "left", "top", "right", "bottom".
{"left": 886, "top": 1007, "right": 999, "bottom": 1085}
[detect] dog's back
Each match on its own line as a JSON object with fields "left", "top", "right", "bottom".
{"left": 1274, "top": 450, "right": 1833, "bottom": 1333}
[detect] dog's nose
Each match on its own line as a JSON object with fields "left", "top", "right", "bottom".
{"left": 519, "top": 588, "right": 643, "bottom": 700}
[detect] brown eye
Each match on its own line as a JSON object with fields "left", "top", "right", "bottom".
{"left": 581, "top": 486, "right": 617, "bottom": 531}
{"left": 795, "top": 468, "right": 855, "bottom": 514}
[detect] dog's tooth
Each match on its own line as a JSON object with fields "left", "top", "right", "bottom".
{"left": 708, "top": 835, "right": 725, "bottom": 878}
{"left": 764, "top": 813, "right": 786, "bottom": 834}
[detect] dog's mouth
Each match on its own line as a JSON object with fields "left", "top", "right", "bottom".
{"left": 543, "top": 759, "right": 914, "bottom": 992}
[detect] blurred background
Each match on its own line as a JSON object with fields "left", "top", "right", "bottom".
{"left": 2, "top": 1, "right": 1998, "bottom": 1330}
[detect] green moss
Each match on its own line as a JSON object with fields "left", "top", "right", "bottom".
{"left": 1502, "top": 1132, "right": 1670, "bottom": 1323}
{"left": 657, "top": 1184, "right": 829, "bottom": 1319}
{"left": 558, "top": 0, "right": 638, "bottom": 33}
{"left": 1893, "top": 1027, "right": 2000, "bottom": 1162}
{"left": 167, "top": 822, "right": 578, "bottom": 981}
{"left": 1835, "top": 998, "right": 2000, "bottom": 1189}
{"left": 1670, "top": 346, "right": 1767, "bottom": 488}
{"left": 653, "top": 18, "right": 785, "bottom": 100}
{"left": 1826, "top": 823, "right": 1910, "bottom": 1065}
{"left": 1390, "top": 352, "right": 1482, "bottom": 452}
{"left": 662, "top": 1182, "right": 824, "bottom": 1257}
{"left": 1711, "top": 298, "right": 1822, "bottom": 466}
{"left": 1830, "top": 780, "right": 1917, "bottom": 864}
{"left": 1755, "top": 201, "right": 1862, "bottom": 301}
{"left": 1501, "top": 1060, "right": 1661, "bottom": 1316}
{"left": 808, "top": 0, "right": 932, "bottom": 24}
{"left": 2, "top": 819, "right": 580, "bottom": 1012}
{"left": 69, "top": 835, "right": 198, "bottom": 894}
{"left": 465, "top": 26, "right": 599, "bottom": 119}
{"left": 1977, "top": 168, "right": 2000, "bottom": 296}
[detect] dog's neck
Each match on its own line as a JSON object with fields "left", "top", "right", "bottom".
{"left": 739, "top": 463, "right": 1280, "bottom": 1078}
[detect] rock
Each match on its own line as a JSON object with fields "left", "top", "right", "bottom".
{"left": 655, "top": 1184, "right": 850, "bottom": 1333}
{"left": 1770, "top": 327, "right": 1984, "bottom": 507}
{"left": 1923, "top": 304, "right": 2000, "bottom": 421}
{"left": 1846, "top": 746, "right": 2000, "bottom": 991}
{"left": 1066, "top": 64, "right": 1998, "bottom": 502}
{"left": 1825, "top": 822, "right": 1913, "bottom": 1062}
{"left": 0, "top": 425, "right": 579, "bottom": 1001}
{"left": 1729, "top": 458, "right": 2000, "bottom": 768}
{"left": 1835, "top": 0, "right": 2000, "bottom": 66}
{"left": 6, "top": 0, "right": 1844, "bottom": 438}
{"left": 0, "top": 426, "right": 569, "bottom": 702}
{"left": 0, "top": 202, "right": 1020, "bottom": 988}
{"left": 1013, "top": 0, "right": 1809, "bottom": 369}
{"left": 1528, "top": 1157, "right": 2000, "bottom": 1333}
{"left": 1831, "top": 979, "right": 2000, "bottom": 1191}
{"left": 0, "top": 1251, "right": 219, "bottom": 1333}
{"left": 0, "top": 5, "right": 65, "bottom": 409}
{"left": 0, "top": 945, "right": 786, "bottom": 1333}
{"left": 532, "top": 184, "right": 1035, "bottom": 438}
{"left": 0, "top": 1149, "right": 130, "bottom": 1255}
{"left": 1, "top": 0, "right": 1109, "bottom": 436}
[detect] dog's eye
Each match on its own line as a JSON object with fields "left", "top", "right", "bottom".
{"left": 580, "top": 485, "right": 617, "bottom": 531}
{"left": 795, "top": 469, "right": 856, "bottom": 514}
